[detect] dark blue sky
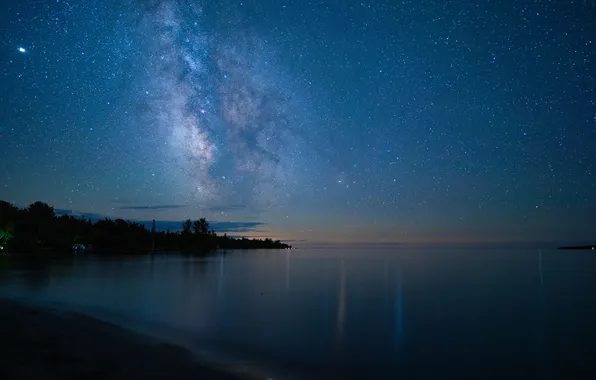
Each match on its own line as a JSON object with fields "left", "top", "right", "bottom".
{"left": 1, "top": 0, "right": 595, "bottom": 245}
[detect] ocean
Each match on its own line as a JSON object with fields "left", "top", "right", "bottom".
{"left": 1, "top": 247, "right": 596, "bottom": 379}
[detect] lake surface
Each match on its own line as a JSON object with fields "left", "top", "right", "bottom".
{"left": 1, "top": 248, "right": 596, "bottom": 379}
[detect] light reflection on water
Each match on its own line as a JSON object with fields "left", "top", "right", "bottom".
{"left": 2, "top": 248, "right": 596, "bottom": 379}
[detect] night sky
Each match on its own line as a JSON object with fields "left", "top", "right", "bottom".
{"left": 1, "top": 0, "right": 595, "bottom": 245}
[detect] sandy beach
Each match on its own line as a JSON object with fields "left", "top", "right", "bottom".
{"left": 0, "top": 299, "right": 246, "bottom": 380}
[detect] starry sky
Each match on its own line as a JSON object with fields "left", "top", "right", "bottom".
{"left": 1, "top": 0, "right": 595, "bottom": 246}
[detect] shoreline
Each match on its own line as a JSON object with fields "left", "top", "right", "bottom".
{"left": 557, "top": 245, "right": 596, "bottom": 250}
{"left": 0, "top": 299, "right": 253, "bottom": 380}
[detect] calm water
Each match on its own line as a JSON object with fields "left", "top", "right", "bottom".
{"left": 1, "top": 248, "right": 596, "bottom": 379}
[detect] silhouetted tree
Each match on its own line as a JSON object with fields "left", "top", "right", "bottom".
{"left": 26, "top": 201, "right": 55, "bottom": 220}
{"left": 182, "top": 219, "right": 192, "bottom": 234}
{"left": 198, "top": 217, "right": 209, "bottom": 234}
{"left": 0, "top": 200, "right": 291, "bottom": 254}
{"left": 192, "top": 220, "right": 201, "bottom": 235}
{"left": 0, "top": 201, "right": 19, "bottom": 225}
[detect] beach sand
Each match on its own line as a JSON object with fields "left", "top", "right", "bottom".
{"left": 0, "top": 299, "right": 247, "bottom": 380}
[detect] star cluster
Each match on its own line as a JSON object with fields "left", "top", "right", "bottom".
{"left": 1, "top": 0, "right": 595, "bottom": 244}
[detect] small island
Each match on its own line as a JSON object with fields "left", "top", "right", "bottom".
{"left": 0, "top": 200, "right": 291, "bottom": 254}
{"left": 557, "top": 245, "right": 596, "bottom": 250}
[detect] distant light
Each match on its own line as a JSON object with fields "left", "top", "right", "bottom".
{"left": 17, "top": 47, "right": 26, "bottom": 53}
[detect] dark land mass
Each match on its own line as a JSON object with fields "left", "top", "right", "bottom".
{"left": 0, "top": 299, "right": 254, "bottom": 380}
{"left": 0, "top": 200, "right": 291, "bottom": 254}
{"left": 557, "top": 245, "right": 596, "bottom": 250}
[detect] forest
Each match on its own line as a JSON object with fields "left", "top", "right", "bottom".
{"left": 0, "top": 200, "right": 291, "bottom": 253}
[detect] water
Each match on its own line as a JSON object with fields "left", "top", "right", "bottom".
{"left": 1, "top": 248, "right": 596, "bottom": 379}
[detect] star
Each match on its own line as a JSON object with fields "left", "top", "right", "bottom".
{"left": 1, "top": 0, "right": 594, "bottom": 247}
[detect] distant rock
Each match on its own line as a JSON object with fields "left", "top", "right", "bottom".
{"left": 557, "top": 245, "right": 596, "bottom": 250}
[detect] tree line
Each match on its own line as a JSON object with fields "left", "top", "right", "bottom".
{"left": 0, "top": 200, "right": 291, "bottom": 253}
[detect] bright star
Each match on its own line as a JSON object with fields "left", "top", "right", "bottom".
{"left": 17, "top": 47, "right": 26, "bottom": 53}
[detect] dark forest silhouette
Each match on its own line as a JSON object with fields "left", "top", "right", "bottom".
{"left": 0, "top": 200, "right": 291, "bottom": 253}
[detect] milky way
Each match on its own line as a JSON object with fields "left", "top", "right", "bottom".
{"left": 141, "top": 1, "right": 216, "bottom": 199}
{"left": 139, "top": 0, "right": 305, "bottom": 209}
{"left": 3, "top": 0, "right": 595, "bottom": 243}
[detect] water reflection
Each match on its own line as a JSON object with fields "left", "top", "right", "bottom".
{"left": 1, "top": 249, "right": 596, "bottom": 379}
{"left": 285, "top": 249, "right": 290, "bottom": 290}
{"left": 2, "top": 255, "right": 78, "bottom": 290}
{"left": 394, "top": 271, "right": 404, "bottom": 352}
{"left": 335, "top": 259, "right": 346, "bottom": 342}
{"left": 535, "top": 249, "right": 547, "bottom": 379}
{"left": 217, "top": 252, "right": 225, "bottom": 299}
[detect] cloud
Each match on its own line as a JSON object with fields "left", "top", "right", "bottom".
{"left": 54, "top": 209, "right": 106, "bottom": 221}
{"left": 55, "top": 203, "right": 267, "bottom": 233}
{"left": 119, "top": 205, "right": 185, "bottom": 211}
{"left": 209, "top": 221, "right": 266, "bottom": 232}
{"left": 135, "top": 220, "right": 266, "bottom": 233}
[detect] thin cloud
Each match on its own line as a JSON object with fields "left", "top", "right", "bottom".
{"left": 119, "top": 205, "right": 186, "bottom": 211}
{"left": 136, "top": 220, "right": 267, "bottom": 233}
{"left": 55, "top": 206, "right": 267, "bottom": 234}
{"left": 210, "top": 221, "right": 267, "bottom": 232}
{"left": 54, "top": 209, "right": 106, "bottom": 221}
